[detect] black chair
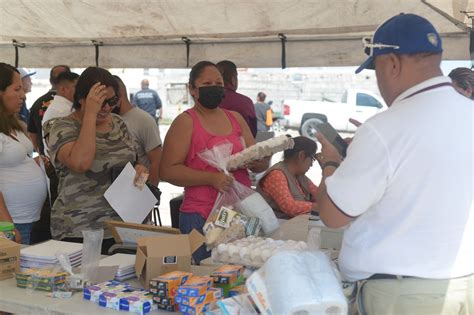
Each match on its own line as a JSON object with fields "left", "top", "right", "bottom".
{"left": 169, "top": 195, "right": 183, "bottom": 229}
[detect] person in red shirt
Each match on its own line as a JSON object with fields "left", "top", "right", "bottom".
{"left": 257, "top": 136, "right": 319, "bottom": 218}
{"left": 216, "top": 60, "right": 257, "bottom": 137}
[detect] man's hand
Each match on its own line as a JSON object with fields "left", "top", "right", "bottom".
{"left": 316, "top": 133, "right": 343, "bottom": 164}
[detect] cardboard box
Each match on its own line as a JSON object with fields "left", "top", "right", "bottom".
{"left": 135, "top": 229, "right": 205, "bottom": 288}
{"left": 83, "top": 281, "right": 130, "bottom": 303}
{"left": 149, "top": 270, "right": 192, "bottom": 297}
{"left": 271, "top": 214, "right": 310, "bottom": 241}
{"left": 0, "top": 238, "right": 20, "bottom": 280}
{"left": 178, "top": 302, "right": 210, "bottom": 315}
{"left": 175, "top": 287, "right": 222, "bottom": 306}
{"left": 177, "top": 276, "right": 213, "bottom": 297}
{"left": 211, "top": 265, "right": 243, "bottom": 285}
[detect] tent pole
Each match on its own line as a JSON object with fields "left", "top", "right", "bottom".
{"left": 182, "top": 37, "right": 191, "bottom": 67}
{"left": 12, "top": 39, "right": 25, "bottom": 68}
{"left": 92, "top": 40, "right": 103, "bottom": 67}
{"left": 278, "top": 33, "right": 287, "bottom": 69}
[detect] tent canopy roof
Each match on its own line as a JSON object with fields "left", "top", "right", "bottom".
{"left": 1, "top": 0, "right": 472, "bottom": 68}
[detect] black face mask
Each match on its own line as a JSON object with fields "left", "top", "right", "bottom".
{"left": 198, "top": 86, "right": 225, "bottom": 109}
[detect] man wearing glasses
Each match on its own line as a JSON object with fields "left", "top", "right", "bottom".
{"left": 316, "top": 13, "right": 473, "bottom": 314}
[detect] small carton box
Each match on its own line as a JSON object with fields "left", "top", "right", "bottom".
{"left": 152, "top": 295, "right": 175, "bottom": 306}
{"left": 176, "top": 287, "right": 222, "bottom": 306}
{"left": 0, "top": 238, "right": 20, "bottom": 280}
{"left": 119, "top": 292, "right": 156, "bottom": 315}
{"left": 178, "top": 302, "right": 210, "bottom": 315}
{"left": 157, "top": 303, "right": 177, "bottom": 312}
{"left": 211, "top": 265, "right": 243, "bottom": 285}
{"left": 135, "top": 230, "right": 205, "bottom": 289}
{"left": 229, "top": 284, "right": 247, "bottom": 297}
{"left": 177, "top": 276, "right": 213, "bottom": 297}
{"left": 149, "top": 270, "right": 192, "bottom": 297}
{"left": 83, "top": 280, "right": 129, "bottom": 303}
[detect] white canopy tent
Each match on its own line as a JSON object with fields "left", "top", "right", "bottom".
{"left": 0, "top": 0, "right": 472, "bottom": 68}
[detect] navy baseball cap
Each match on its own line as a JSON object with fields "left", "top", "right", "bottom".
{"left": 355, "top": 13, "right": 443, "bottom": 73}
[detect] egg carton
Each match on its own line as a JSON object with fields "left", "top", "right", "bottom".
{"left": 211, "top": 236, "right": 308, "bottom": 268}
{"left": 227, "top": 135, "right": 294, "bottom": 171}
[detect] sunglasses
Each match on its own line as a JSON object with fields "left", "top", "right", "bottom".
{"left": 102, "top": 95, "right": 120, "bottom": 108}
{"left": 362, "top": 36, "right": 400, "bottom": 57}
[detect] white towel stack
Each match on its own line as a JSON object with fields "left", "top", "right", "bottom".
{"left": 20, "top": 240, "right": 83, "bottom": 269}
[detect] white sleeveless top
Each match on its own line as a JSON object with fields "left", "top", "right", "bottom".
{"left": 0, "top": 131, "right": 47, "bottom": 223}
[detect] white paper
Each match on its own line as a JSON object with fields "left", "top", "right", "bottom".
{"left": 20, "top": 240, "right": 83, "bottom": 259}
{"left": 104, "top": 162, "right": 158, "bottom": 224}
{"left": 99, "top": 253, "right": 135, "bottom": 269}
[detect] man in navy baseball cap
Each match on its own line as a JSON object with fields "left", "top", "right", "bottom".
{"left": 356, "top": 13, "right": 442, "bottom": 74}
{"left": 315, "top": 13, "right": 473, "bottom": 315}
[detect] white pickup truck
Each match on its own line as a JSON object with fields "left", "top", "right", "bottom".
{"left": 283, "top": 89, "right": 386, "bottom": 139}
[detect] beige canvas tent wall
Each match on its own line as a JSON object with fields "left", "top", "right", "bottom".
{"left": 0, "top": 0, "right": 472, "bottom": 68}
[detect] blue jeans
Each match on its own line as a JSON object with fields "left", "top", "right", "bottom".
{"left": 179, "top": 212, "right": 210, "bottom": 264}
{"left": 14, "top": 222, "right": 34, "bottom": 245}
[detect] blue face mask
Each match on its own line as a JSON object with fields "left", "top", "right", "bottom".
{"left": 198, "top": 86, "right": 225, "bottom": 109}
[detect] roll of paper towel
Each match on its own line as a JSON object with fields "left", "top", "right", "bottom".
{"left": 247, "top": 250, "right": 347, "bottom": 315}
{"left": 238, "top": 193, "right": 279, "bottom": 235}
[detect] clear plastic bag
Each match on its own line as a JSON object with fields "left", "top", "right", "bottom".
{"left": 206, "top": 294, "right": 258, "bottom": 315}
{"left": 56, "top": 252, "right": 83, "bottom": 290}
{"left": 17, "top": 264, "right": 66, "bottom": 294}
{"left": 81, "top": 228, "right": 103, "bottom": 282}
{"left": 199, "top": 142, "right": 278, "bottom": 248}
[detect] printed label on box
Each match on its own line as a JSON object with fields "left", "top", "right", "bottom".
{"left": 163, "top": 256, "right": 177, "bottom": 264}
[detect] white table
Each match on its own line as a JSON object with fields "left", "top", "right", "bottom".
{"left": 0, "top": 266, "right": 216, "bottom": 314}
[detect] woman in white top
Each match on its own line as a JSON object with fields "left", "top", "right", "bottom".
{"left": 0, "top": 63, "right": 47, "bottom": 244}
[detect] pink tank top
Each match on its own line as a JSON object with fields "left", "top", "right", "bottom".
{"left": 180, "top": 108, "right": 251, "bottom": 219}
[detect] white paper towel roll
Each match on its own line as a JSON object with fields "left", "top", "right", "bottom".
{"left": 248, "top": 250, "right": 347, "bottom": 315}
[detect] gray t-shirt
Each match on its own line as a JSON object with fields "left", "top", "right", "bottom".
{"left": 121, "top": 107, "right": 162, "bottom": 169}
{"left": 254, "top": 101, "right": 271, "bottom": 132}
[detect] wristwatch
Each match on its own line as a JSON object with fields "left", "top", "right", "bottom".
{"left": 322, "top": 161, "right": 340, "bottom": 170}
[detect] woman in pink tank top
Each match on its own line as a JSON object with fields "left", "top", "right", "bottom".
{"left": 160, "top": 61, "right": 269, "bottom": 263}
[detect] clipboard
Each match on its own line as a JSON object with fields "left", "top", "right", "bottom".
{"left": 106, "top": 221, "right": 180, "bottom": 246}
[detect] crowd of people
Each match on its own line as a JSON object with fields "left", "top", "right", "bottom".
{"left": 0, "top": 12, "right": 473, "bottom": 314}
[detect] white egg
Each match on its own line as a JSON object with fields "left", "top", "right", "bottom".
{"left": 239, "top": 247, "right": 250, "bottom": 260}
{"left": 250, "top": 248, "right": 262, "bottom": 263}
{"left": 227, "top": 244, "right": 239, "bottom": 257}
{"left": 261, "top": 248, "right": 272, "bottom": 261}
{"left": 217, "top": 243, "right": 228, "bottom": 254}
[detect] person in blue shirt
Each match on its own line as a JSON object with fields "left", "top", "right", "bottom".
{"left": 132, "top": 79, "right": 162, "bottom": 121}
{"left": 17, "top": 68, "right": 36, "bottom": 124}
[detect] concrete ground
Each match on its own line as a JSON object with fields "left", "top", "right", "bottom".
{"left": 156, "top": 125, "right": 352, "bottom": 227}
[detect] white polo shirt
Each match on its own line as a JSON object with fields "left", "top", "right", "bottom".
{"left": 326, "top": 76, "right": 474, "bottom": 281}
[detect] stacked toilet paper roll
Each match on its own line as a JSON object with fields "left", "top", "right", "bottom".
{"left": 247, "top": 250, "right": 347, "bottom": 315}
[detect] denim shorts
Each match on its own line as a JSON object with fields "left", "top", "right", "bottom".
{"left": 179, "top": 212, "right": 210, "bottom": 264}
{"left": 14, "top": 222, "right": 34, "bottom": 245}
